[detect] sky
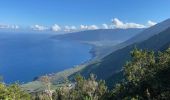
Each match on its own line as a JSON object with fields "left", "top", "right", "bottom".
{"left": 0, "top": 0, "right": 170, "bottom": 32}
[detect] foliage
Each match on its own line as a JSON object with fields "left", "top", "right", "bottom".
{"left": 54, "top": 74, "right": 107, "bottom": 100}
{"left": 108, "top": 48, "right": 170, "bottom": 100}
{"left": 0, "top": 83, "right": 31, "bottom": 100}
{"left": 39, "top": 75, "right": 53, "bottom": 100}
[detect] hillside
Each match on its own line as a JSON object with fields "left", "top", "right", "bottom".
{"left": 77, "top": 27, "right": 170, "bottom": 84}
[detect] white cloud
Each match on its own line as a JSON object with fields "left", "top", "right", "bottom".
{"left": 31, "top": 25, "right": 48, "bottom": 31}
{"left": 80, "top": 25, "right": 88, "bottom": 30}
{"left": 102, "top": 24, "right": 109, "bottom": 29}
{"left": 112, "top": 18, "right": 124, "bottom": 28}
{"left": 80, "top": 25, "right": 98, "bottom": 30}
{"left": 147, "top": 20, "right": 157, "bottom": 27}
{"left": 0, "top": 24, "right": 19, "bottom": 29}
{"left": 64, "top": 25, "right": 77, "bottom": 32}
{"left": 51, "top": 24, "right": 61, "bottom": 32}
{"left": 88, "top": 25, "right": 99, "bottom": 30}
{"left": 112, "top": 18, "right": 146, "bottom": 29}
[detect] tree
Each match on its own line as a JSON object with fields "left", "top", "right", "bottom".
{"left": 0, "top": 83, "right": 31, "bottom": 100}
{"left": 39, "top": 75, "right": 53, "bottom": 100}
{"left": 109, "top": 48, "right": 170, "bottom": 100}
{"left": 53, "top": 74, "right": 107, "bottom": 100}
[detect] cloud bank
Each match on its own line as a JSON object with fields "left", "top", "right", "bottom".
{"left": 80, "top": 25, "right": 99, "bottom": 30}
{"left": 111, "top": 18, "right": 157, "bottom": 29}
{"left": 112, "top": 18, "right": 146, "bottom": 29}
{"left": 30, "top": 19, "right": 157, "bottom": 32}
{"left": 31, "top": 25, "right": 48, "bottom": 31}
{"left": 0, "top": 24, "right": 19, "bottom": 29}
{"left": 0, "top": 18, "right": 157, "bottom": 32}
{"left": 64, "top": 26, "right": 77, "bottom": 32}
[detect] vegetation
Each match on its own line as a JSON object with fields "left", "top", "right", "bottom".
{"left": 107, "top": 48, "right": 170, "bottom": 99}
{"left": 0, "top": 83, "right": 30, "bottom": 100}
{"left": 31, "top": 74, "right": 107, "bottom": 100}
{"left": 55, "top": 74, "right": 107, "bottom": 100}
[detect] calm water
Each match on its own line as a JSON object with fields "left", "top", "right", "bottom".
{"left": 0, "top": 32, "right": 92, "bottom": 83}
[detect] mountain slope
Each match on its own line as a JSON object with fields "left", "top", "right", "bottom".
{"left": 53, "top": 29, "right": 143, "bottom": 42}
{"left": 53, "top": 29, "right": 143, "bottom": 58}
{"left": 106, "top": 18, "right": 170, "bottom": 55}
{"left": 77, "top": 27, "right": 170, "bottom": 82}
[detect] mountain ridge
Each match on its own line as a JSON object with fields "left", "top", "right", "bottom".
{"left": 104, "top": 18, "right": 170, "bottom": 56}
{"left": 53, "top": 28, "right": 144, "bottom": 58}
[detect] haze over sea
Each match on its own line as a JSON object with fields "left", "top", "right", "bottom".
{"left": 0, "top": 32, "right": 92, "bottom": 83}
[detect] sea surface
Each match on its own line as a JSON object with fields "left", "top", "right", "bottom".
{"left": 0, "top": 32, "right": 92, "bottom": 83}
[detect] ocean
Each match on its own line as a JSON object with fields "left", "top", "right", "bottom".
{"left": 0, "top": 32, "right": 92, "bottom": 83}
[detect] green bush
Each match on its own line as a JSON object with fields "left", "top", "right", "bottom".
{"left": 0, "top": 83, "right": 31, "bottom": 100}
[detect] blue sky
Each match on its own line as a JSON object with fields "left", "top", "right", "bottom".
{"left": 0, "top": 0, "right": 170, "bottom": 31}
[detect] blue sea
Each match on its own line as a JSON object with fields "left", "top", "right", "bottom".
{"left": 0, "top": 32, "right": 92, "bottom": 83}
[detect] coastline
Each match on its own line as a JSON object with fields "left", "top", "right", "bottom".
{"left": 22, "top": 41, "right": 97, "bottom": 91}
{"left": 39, "top": 40, "right": 97, "bottom": 79}
{"left": 33, "top": 39, "right": 117, "bottom": 82}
